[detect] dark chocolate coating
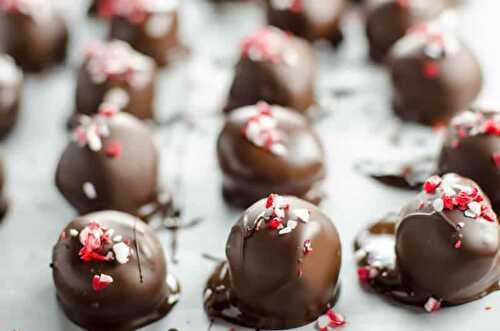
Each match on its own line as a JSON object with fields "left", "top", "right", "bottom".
{"left": 52, "top": 211, "right": 179, "bottom": 331}
{"left": 110, "top": 11, "right": 180, "bottom": 67}
{"left": 74, "top": 52, "right": 156, "bottom": 121}
{"left": 397, "top": 174, "right": 500, "bottom": 304}
{"left": 224, "top": 28, "right": 316, "bottom": 114}
{"left": 217, "top": 104, "right": 325, "bottom": 208}
{"left": 0, "top": 154, "right": 8, "bottom": 219}
{"left": 438, "top": 110, "right": 500, "bottom": 212}
{"left": 0, "top": 9, "right": 68, "bottom": 72}
{"left": 205, "top": 196, "right": 342, "bottom": 329}
{"left": 56, "top": 112, "right": 161, "bottom": 220}
{"left": 365, "top": 0, "right": 447, "bottom": 62}
{"left": 0, "top": 55, "right": 22, "bottom": 139}
{"left": 266, "top": 0, "right": 346, "bottom": 46}
{"left": 388, "top": 31, "right": 482, "bottom": 126}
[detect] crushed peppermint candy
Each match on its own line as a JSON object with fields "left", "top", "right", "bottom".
{"left": 240, "top": 27, "right": 293, "bottom": 63}
{"left": 98, "top": 0, "right": 178, "bottom": 24}
{"left": 242, "top": 102, "right": 287, "bottom": 156}
{"left": 0, "top": 0, "right": 55, "bottom": 21}
{"left": 446, "top": 110, "right": 500, "bottom": 149}
{"left": 262, "top": 194, "right": 311, "bottom": 236}
{"left": 423, "top": 175, "right": 497, "bottom": 223}
{"left": 84, "top": 40, "right": 154, "bottom": 88}
{"left": 424, "top": 297, "right": 442, "bottom": 313}
{"left": 303, "top": 239, "right": 313, "bottom": 254}
{"left": 492, "top": 153, "right": 500, "bottom": 168}
{"left": 105, "top": 142, "right": 122, "bottom": 158}
{"left": 92, "top": 273, "right": 113, "bottom": 291}
{"left": 270, "top": 0, "right": 303, "bottom": 12}
{"left": 317, "top": 308, "right": 346, "bottom": 330}
{"left": 113, "top": 241, "right": 131, "bottom": 264}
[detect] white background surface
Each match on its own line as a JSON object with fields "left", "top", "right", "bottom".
{"left": 0, "top": 0, "right": 499, "bottom": 330}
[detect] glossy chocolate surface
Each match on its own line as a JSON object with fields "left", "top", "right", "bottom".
{"left": 365, "top": 0, "right": 447, "bottom": 62}
{"left": 355, "top": 174, "right": 500, "bottom": 309}
{"left": 266, "top": 0, "right": 346, "bottom": 45}
{"left": 224, "top": 27, "right": 316, "bottom": 114}
{"left": 99, "top": 0, "right": 181, "bottom": 66}
{"left": 0, "top": 54, "right": 22, "bottom": 139}
{"left": 56, "top": 111, "right": 163, "bottom": 221}
{"left": 52, "top": 211, "right": 180, "bottom": 331}
{"left": 0, "top": 1, "right": 68, "bottom": 72}
{"left": 218, "top": 103, "right": 325, "bottom": 208}
{"left": 74, "top": 40, "right": 157, "bottom": 122}
{"left": 388, "top": 21, "right": 482, "bottom": 126}
{"left": 438, "top": 110, "right": 500, "bottom": 213}
{"left": 205, "top": 195, "right": 342, "bottom": 329}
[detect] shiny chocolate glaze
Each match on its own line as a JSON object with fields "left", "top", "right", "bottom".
{"left": 56, "top": 112, "right": 164, "bottom": 221}
{"left": 224, "top": 27, "right": 316, "bottom": 115}
{"left": 205, "top": 196, "right": 342, "bottom": 329}
{"left": 388, "top": 22, "right": 482, "bottom": 126}
{"left": 438, "top": 110, "right": 500, "bottom": 213}
{"left": 217, "top": 104, "right": 325, "bottom": 209}
{"left": 365, "top": 0, "right": 447, "bottom": 62}
{"left": 0, "top": 7, "right": 68, "bottom": 72}
{"left": 52, "top": 211, "right": 180, "bottom": 331}
{"left": 266, "top": 0, "right": 346, "bottom": 46}
{"left": 0, "top": 54, "right": 22, "bottom": 139}
{"left": 355, "top": 174, "right": 500, "bottom": 308}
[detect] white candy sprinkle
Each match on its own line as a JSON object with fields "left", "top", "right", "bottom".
{"left": 113, "top": 242, "right": 131, "bottom": 264}
{"left": 464, "top": 210, "right": 477, "bottom": 219}
{"left": 104, "top": 87, "right": 130, "bottom": 109}
{"left": 317, "top": 314, "right": 330, "bottom": 328}
{"left": 99, "top": 273, "right": 113, "bottom": 284}
{"left": 278, "top": 227, "right": 293, "bottom": 235}
{"left": 82, "top": 182, "right": 97, "bottom": 200}
{"left": 457, "top": 222, "right": 465, "bottom": 229}
{"left": 270, "top": 143, "right": 287, "bottom": 156}
{"left": 424, "top": 297, "right": 441, "bottom": 313}
{"left": 292, "top": 208, "right": 310, "bottom": 223}
{"left": 433, "top": 198, "right": 444, "bottom": 212}
{"left": 113, "top": 235, "right": 123, "bottom": 243}
{"left": 146, "top": 13, "right": 173, "bottom": 38}
{"left": 467, "top": 201, "right": 481, "bottom": 216}
{"left": 69, "top": 229, "right": 79, "bottom": 237}
{"left": 86, "top": 128, "right": 102, "bottom": 152}
{"left": 286, "top": 220, "right": 298, "bottom": 230}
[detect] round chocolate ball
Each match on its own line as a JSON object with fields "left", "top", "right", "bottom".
{"left": 0, "top": 54, "right": 22, "bottom": 139}
{"left": 266, "top": 0, "right": 346, "bottom": 46}
{"left": 438, "top": 110, "right": 500, "bottom": 212}
{"left": 56, "top": 109, "right": 163, "bottom": 221}
{"left": 205, "top": 194, "right": 342, "bottom": 329}
{"left": 52, "top": 211, "right": 180, "bottom": 331}
{"left": 365, "top": 0, "right": 448, "bottom": 62}
{"left": 224, "top": 26, "right": 316, "bottom": 115}
{"left": 98, "top": 0, "right": 181, "bottom": 66}
{"left": 218, "top": 102, "right": 325, "bottom": 208}
{"left": 388, "top": 21, "right": 482, "bottom": 126}
{"left": 397, "top": 173, "right": 500, "bottom": 305}
{"left": 74, "top": 40, "right": 157, "bottom": 123}
{"left": 0, "top": 0, "right": 68, "bottom": 72}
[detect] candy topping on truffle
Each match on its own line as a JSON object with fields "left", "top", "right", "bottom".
{"left": 84, "top": 40, "right": 154, "bottom": 87}
{"left": 98, "top": 0, "right": 178, "bottom": 24}
{"left": 270, "top": 0, "right": 303, "bottom": 13}
{"left": 240, "top": 27, "right": 294, "bottom": 64}
{"left": 448, "top": 110, "right": 500, "bottom": 143}
{"left": 241, "top": 102, "right": 287, "bottom": 155}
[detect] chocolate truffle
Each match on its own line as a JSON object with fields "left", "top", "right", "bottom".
{"left": 98, "top": 0, "right": 181, "bottom": 66}
{"left": 438, "top": 110, "right": 500, "bottom": 212}
{"left": 224, "top": 26, "right": 316, "bottom": 115}
{"left": 266, "top": 0, "right": 346, "bottom": 46}
{"left": 56, "top": 108, "right": 165, "bottom": 221}
{"left": 355, "top": 174, "right": 500, "bottom": 311}
{"left": 74, "top": 40, "right": 157, "bottom": 123}
{"left": 52, "top": 211, "right": 180, "bottom": 331}
{"left": 365, "top": 0, "right": 448, "bottom": 62}
{"left": 205, "top": 194, "right": 343, "bottom": 329}
{"left": 218, "top": 102, "right": 325, "bottom": 208}
{"left": 0, "top": 54, "right": 22, "bottom": 139}
{"left": 0, "top": 0, "right": 68, "bottom": 72}
{"left": 389, "top": 21, "right": 482, "bottom": 126}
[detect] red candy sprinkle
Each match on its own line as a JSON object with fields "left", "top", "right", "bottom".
{"left": 60, "top": 230, "right": 67, "bottom": 241}
{"left": 92, "top": 274, "right": 113, "bottom": 291}
{"left": 423, "top": 62, "right": 440, "bottom": 78}
{"left": 454, "top": 239, "right": 462, "bottom": 249}
{"left": 266, "top": 193, "right": 277, "bottom": 209}
{"left": 269, "top": 218, "right": 283, "bottom": 229}
{"left": 357, "top": 267, "right": 370, "bottom": 283}
{"left": 492, "top": 153, "right": 500, "bottom": 168}
{"left": 423, "top": 176, "right": 442, "bottom": 193}
{"left": 105, "top": 142, "right": 122, "bottom": 158}
{"left": 289, "top": 0, "right": 303, "bottom": 12}
{"left": 303, "top": 239, "right": 313, "bottom": 254}
{"left": 327, "top": 309, "right": 346, "bottom": 328}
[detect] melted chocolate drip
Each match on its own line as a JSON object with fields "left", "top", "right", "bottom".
{"left": 355, "top": 156, "right": 436, "bottom": 189}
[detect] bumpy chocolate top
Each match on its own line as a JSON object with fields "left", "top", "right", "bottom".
{"left": 56, "top": 109, "right": 161, "bottom": 220}
{"left": 397, "top": 173, "right": 500, "bottom": 305}
{"left": 224, "top": 27, "right": 316, "bottom": 114}
{"left": 365, "top": 0, "right": 448, "bottom": 62}
{"left": 218, "top": 102, "right": 325, "bottom": 208}
{"left": 98, "top": 0, "right": 178, "bottom": 23}
{"left": 52, "top": 211, "right": 179, "bottom": 331}
{"left": 439, "top": 110, "right": 500, "bottom": 212}
{"left": 389, "top": 20, "right": 482, "bottom": 125}
{"left": 205, "top": 194, "right": 342, "bottom": 329}
{"left": 266, "top": 0, "right": 346, "bottom": 43}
